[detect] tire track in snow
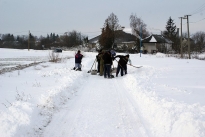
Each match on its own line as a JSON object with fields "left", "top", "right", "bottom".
{"left": 43, "top": 71, "right": 149, "bottom": 136}
{"left": 112, "top": 78, "right": 149, "bottom": 137}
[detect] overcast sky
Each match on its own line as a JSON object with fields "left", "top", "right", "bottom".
{"left": 0, "top": 0, "right": 205, "bottom": 39}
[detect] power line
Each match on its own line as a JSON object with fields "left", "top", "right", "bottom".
{"left": 190, "top": 18, "right": 205, "bottom": 23}
{"left": 190, "top": 2, "right": 205, "bottom": 15}
{"left": 180, "top": 17, "right": 205, "bottom": 26}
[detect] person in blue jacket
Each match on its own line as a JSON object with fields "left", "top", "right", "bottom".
{"left": 73, "top": 50, "right": 83, "bottom": 71}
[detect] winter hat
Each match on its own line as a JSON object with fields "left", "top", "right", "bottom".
{"left": 126, "top": 54, "right": 129, "bottom": 58}
{"left": 110, "top": 50, "right": 116, "bottom": 57}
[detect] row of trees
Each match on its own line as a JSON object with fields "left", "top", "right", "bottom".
{"left": 0, "top": 31, "right": 88, "bottom": 50}
{"left": 0, "top": 12, "right": 204, "bottom": 53}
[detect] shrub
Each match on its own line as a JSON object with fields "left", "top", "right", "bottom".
{"left": 48, "top": 51, "right": 61, "bottom": 63}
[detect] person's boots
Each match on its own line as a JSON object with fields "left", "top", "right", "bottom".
{"left": 73, "top": 67, "right": 75, "bottom": 70}
{"left": 76, "top": 68, "right": 81, "bottom": 71}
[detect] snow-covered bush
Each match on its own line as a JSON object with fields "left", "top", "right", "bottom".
{"left": 48, "top": 51, "right": 61, "bottom": 63}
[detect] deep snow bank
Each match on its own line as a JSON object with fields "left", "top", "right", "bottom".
{"left": 124, "top": 60, "right": 205, "bottom": 136}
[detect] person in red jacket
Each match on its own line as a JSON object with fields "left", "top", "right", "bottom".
{"left": 73, "top": 50, "right": 83, "bottom": 71}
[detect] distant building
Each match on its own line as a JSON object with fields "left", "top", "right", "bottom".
{"left": 142, "top": 34, "right": 173, "bottom": 53}
{"left": 88, "top": 35, "right": 100, "bottom": 49}
{"left": 88, "top": 31, "right": 138, "bottom": 52}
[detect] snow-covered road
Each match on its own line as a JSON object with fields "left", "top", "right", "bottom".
{"left": 1, "top": 49, "right": 205, "bottom": 137}
{"left": 43, "top": 71, "right": 148, "bottom": 137}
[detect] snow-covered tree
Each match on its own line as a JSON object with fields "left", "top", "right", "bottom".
{"left": 164, "top": 16, "right": 177, "bottom": 37}
{"left": 164, "top": 16, "right": 180, "bottom": 53}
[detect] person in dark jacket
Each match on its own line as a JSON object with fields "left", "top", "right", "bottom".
{"left": 99, "top": 50, "right": 105, "bottom": 76}
{"left": 114, "top": 54, "right": 131, "bottom": 77}
{"left": 96, "top": 49, "right": 102, "bottom": 73}
{"left": 102, "top": 50, "right": 113, "bottom": 78}
{"left": 73, "top": 50, "right": 83, "bottom": 71}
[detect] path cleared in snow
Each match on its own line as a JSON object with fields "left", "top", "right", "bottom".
{"left": 1, "top": 49, "right": 205, "bottom": 137}
{"left": 43, "top": 67, "right": 148, "bottom": 136}
{"left": 41, "top": 54, "right": 205, "bottom": 137}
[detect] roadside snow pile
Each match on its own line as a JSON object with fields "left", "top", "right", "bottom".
{"left": 197, "top": 52, "right": 205, "bottom": 59}
{"left": 125, "top": 74, "right": 205, "bottom": 136}
{"left": 0, "top": 61, "right": 43, "bottom": 74}
{"left": 123, "top": 56, "right": 205, "bottom": 136}
{"left": 0, "top": 49, "right": 91, "bottom": 136}
{"left": 156, "top": 52, "right": 166, "bottom": 58}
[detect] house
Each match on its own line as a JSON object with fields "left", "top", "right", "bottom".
{"left": 88, "top": 35, "right": 100, "bottom": 49}
{"left": 88, "top": 31, "right": 138, "bottom": 51}
{"left": 113, "top": 30, "right": 137, "bottom": 51}
{"left": 142, "top": 34, "right": 173, "bottom": 53}
{"left": 181, "top": 37, "right": 194, "bottom": 47}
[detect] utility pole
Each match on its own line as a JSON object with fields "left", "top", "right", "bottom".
{"left": 179, "top": 17, "right": 183, "bottom": 58}
{"left": 184, "top": 15, "right": 191, "bottom": 59}
{"left": 28, "top": 30, "right": 30, "bottom": 51}
{"left": 140, "top": 25, "right": 142, "bottom": 57}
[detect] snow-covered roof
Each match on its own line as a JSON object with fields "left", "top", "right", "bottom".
{"left": 88, "top": 31, "right": 138, "bottom": 44}
{"left": 150, "top": 36, "right": 157, "bottom": 42}
{"left": 121, "top": 41, "right": 136, "bottom": 44}
{"left": 88, "top": 36, "right": 100, "bottom": 44}
{"left": 142, "top": 34, "right": 173, "bottom": 44}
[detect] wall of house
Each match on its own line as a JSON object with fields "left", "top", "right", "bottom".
{"left": 88, "top": 43, "right": 96, "bottom": 48}
{"left": 127, "top": 43, "right": 135, "bottom": 49}
{"left": 156, "top": 43, "right": 172, "bottom": 53}
{"left": 116, "top": 42, "right": 135, "bottom": 50}
{"left": 165, "top": 43, "right": 172, "bottom": 51}
{"left": 144, "top": 43, "right": 157, "bottom": 53}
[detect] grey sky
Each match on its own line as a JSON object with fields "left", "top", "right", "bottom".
{"left": 0, "top": 0, "right": 205, "bottom": 39}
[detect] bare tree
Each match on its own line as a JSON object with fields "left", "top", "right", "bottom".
{"left": 59, "top": 30, "right": 86, "bottom": 47}
{"left": 101, "top": 13, "right": 122, "bottom": 49}
{"left": 191, "top": 31, "right": 205, "bottom": 53}
{"left": 129, "top": 13, "right": 149, "bottom": 38}
{"left": 104, "top": 12, "right": 121, "bottom": 31}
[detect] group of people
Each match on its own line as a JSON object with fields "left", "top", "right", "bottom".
{"left": 73, "top": 49, "right": 132, "bottom": 78}
{"left": 96, "top": 49, "right": 131, "bottom": 78}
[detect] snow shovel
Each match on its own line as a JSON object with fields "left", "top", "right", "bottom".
{"left": 127, "top": 64, "right": 143, "bottom": 68}
{"left": 87, "top": 59, "right": 97, "bottom": 73}
{"left": 111, "top": 64, "right": 117, "bottom": 73}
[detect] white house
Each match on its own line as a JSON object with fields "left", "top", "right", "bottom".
{"left": 142, "top": 34, "right": 173, "bottom": 53}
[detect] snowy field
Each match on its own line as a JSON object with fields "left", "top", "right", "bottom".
{"left": 0, "top": 48, "right": 205, "bottom": 137}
